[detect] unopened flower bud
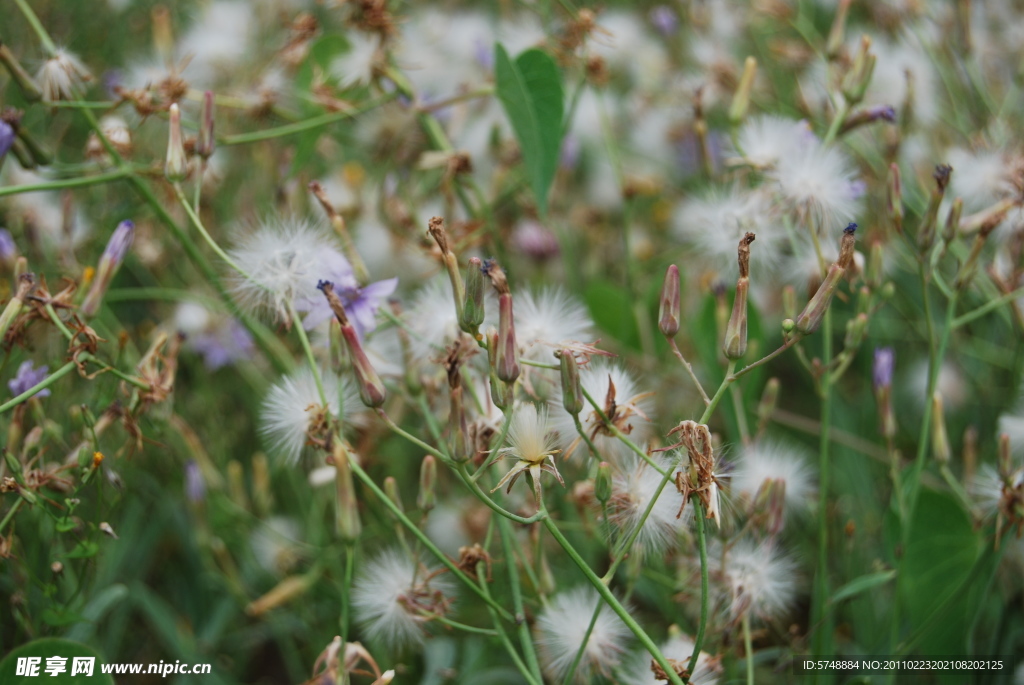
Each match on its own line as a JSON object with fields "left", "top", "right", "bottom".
{"left": 843, "top": 312, "right": 868, "bottom": 349}
{"left": 333, "top": 443, "right": 361, "bottom": 541}
{"left": 954, "top": 218, "right": 1000, "bottom": 290}
{"left": 0, "top": 272, "right": 35, "bottom": 341}
{"left": 197, "top": 90, "right": 215, "bottom": 159}
{"left": 839, "top": 104, "right": 896, "bottom": 135}
{"left": 887, "top": 162, "right": 903, "bottom": 234}
{"left": 485, "top": 262, "right": 519, "bottom": 383}
{"left": 417, "top": 455, "right": 437, "bottom": 512}
{"left": 781, "top": 318, "right": 795, "bottom": 334}
{"left": 165, "top": 103, "right": 188, "bottom": 182}
{"left": 319, "top": 281, "right": 386, "bottom": 407}
{"left": 931, "top": 393, "right": 950, "bottom": 465}
{"left": 728, "top": 56, "right": 757, "bottom": 124}
{"left": 428, "top": 217, "right": 465, "bottom": 320}
{"left": 658, "top": 264, "right": 680, "bottom": 338}
{"left": 756, "top": 377, "right": 780, "bottom": 432}
{"left": 486, "top": 328, "right": 514, "bottom": 409}
{"left": 558, "top": 349, "right": 584, "bottom": 415}
{"left": 595, "top": 462, "right": 612, "bottom": 504}
{"left": 81, "top": 220, "right": 134, "bottom": 317}
{"left": 795, "top": 224, "right": 856, "bottom": 335}
{"left": 782, "top": 285, "right": 796, "bottom": 320}
{"left": 383, "top": 476, "right": 404, "bottom": 516}
{"left": 943, "top": 197, "right": 963, "bottom": 246}
{"left": 919, "top": 164, "right": 952, "bottom": 253}
{"left": 724, "top": 233, "right": 754, "bottom": 360}
{"left": 826, "top": 0, "right": 852, "bottom": 59}
{"left": 841, "top": 35, "right": 876, "bottom": 105}
{"left": 865, "top": 241, "right": 884, "bottom": 288}
{"left": 460, "top": 257, "right": 486, "bottom": 335}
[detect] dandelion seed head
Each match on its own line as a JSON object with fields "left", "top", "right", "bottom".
{"left": 36, "top": 48, "right": 91, "bottom": 102}
{"left": 536, "top": 586, "right": 631, "bottom": 683}
{"left": 770, "top": 141, "right": 862, "bottom": 232}
{"left": 626, "top": 633, "right": 721, "bottom": 685}
{"left": 712, "top": 539, "right": 797, "bottom": 622}
{"left": 227, "top": 216, "right": 350, "bottom": 322}
{"left": 352, "top": 549, "right": 455, "bottom": 650}
{"left": 514, "top": 288, "right": 594, "bottom": 361}
{"left": 260, "top": 366, "right": 363, "bottom": 464}
{"left": 733, "top": 440, "right": 816, "bottom": 515}
{"left": 607, "top": 454, "right": 687, "bottom": 555}
{"left": 734, "top": 115, "right": 814, "bottom": 169}
{"left": 946, "top": 147, "right": 1017, "bottom": 212}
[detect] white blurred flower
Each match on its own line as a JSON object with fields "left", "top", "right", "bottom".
{"left": 331, "top": 32, "right": 381, "bottom": 89}
{"left": 176, "top": 1, "right": 254, "bottom": 86}
{"left": 732, "top": 440, "right": 816, "bottom": 515}
{"left": 712, "top": 539, "right": 798, "bottom": 622}
{"left": 946, "top": 147, "right": 1018, "bottom": 213}
{"left": 733, "top": 116, "right": 813, "bottom": 169}
{"left": 352, "top": 549, "right": 456, "bottom": 649}
{"left": 536, "top": 586, "right": 631, "bottom": 683}
{"left": 227, "top": 216, "right": 350, "bottom": 322}
{"left": 769, "top": 138, "right": 863, "bottom": 232}
{"left": 607, "top": 453, "right": 687, "bottom": 555}
{"left": 514, "top": 288, "right": 594, "bottom": 361}
{"left": 260, "top": 366, "right": 363, "bottom": 464}
{"left": 250, "top": 516, "right": 302, "bottom": 576}
{"left": 626, "top": 632, "right": 721, "bottom": 685}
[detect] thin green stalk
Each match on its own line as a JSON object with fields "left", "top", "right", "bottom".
{"left": 376, "top": 409, "right": 452, "bottom": 465}
{"left": 743, "top": 611, "right": 754, "bottom": 685}
{"left": 478, "top": 560, "right": 543, "bottom": 685}
{"left": 12, "top": 0, "right": 57, "bottom": 53}
{"left": 173, "top": 184, "right": 251, "bottom": 278}
{"left": 0, "top": 361, "right": 76, "bottom": 414}
{"left": 471, "top": 406, "right": 514, "bottom": 481}
{"left": 687, "top": 501, "right": 710, "bottom": 676}
{"left": 347, "top": 458, "right": 515, "bottom": 622}
{"left": 340, "top": 543, "right": 355, "bottom": 644}
{"left": 561, "top": 599, "right": 603, "bottom": 685}
{"left": 541, "top": 516, "right": 685, "bottom": 685}
{"left": 419, "top": 612, "right": 499, "bottom": 636}
{"left": 287, "top": 302, "right": 326, "bottom": 407}
{"left": 952, "top": 286, "right": 1024, "bottom": 328}
{"left": 219, "top": 93, "right": 398, "bottom": 145}
{"left": 811, "top": 306, "right": 834, "bottom": 680}
{"left": 455, "top": 463, "right": 547, "bottom": 525}
{"left": 0, "top": 169, "right": 129, "bottom": 197}
{"left": 496, "top": 515, "right": 545, "bottom": 683}
{"left": 0, "top": 499, "right": 24, "bottom": 534}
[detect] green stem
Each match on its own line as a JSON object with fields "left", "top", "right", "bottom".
{"left": 287, "top": 301, "right": 326, "bottom": 406}
{"left": 0, "top": 499, "right": 24, "bottom": 534}
{"left": 952, "top": 286, "right": 1024, "bottom": 328}
{"left": 743, "top": 611, "right": 754, "bottom": 685}
{"left": 173, "top": 184, "right": 251, "bottom": 279}
{"left": 0, "top": 169, "right": 129, "bottom": 197}
{"left": 811, "top": 306, "right": 834, "bottom": 678}
{"left": 688, "top": 501, "right": 710, "bottom": 676}
{"left": 478, "top": 560, "right": 542, "bottom": 685}
{"left": 219, "top": 94, "right": 398, "bottom": 145}
{"left": 12, "top": 0, "right": 57, "bottom": 54}
{"left": 496, "top": 515, "right": 545, "bottom": 683}
{"left": 541, "top": 516, "right": 685, "bottom": 685}
{"left": 455, "top": 463, "right": 547, "bottom": 525}
{"left": 419, "top": 612, "right": 499, "bottom": 636}
{"left": 347, "top": 458, "right": 515, "bottom": 623}
{"left": 0, "top": 361, "right": 76, "bottom": 414}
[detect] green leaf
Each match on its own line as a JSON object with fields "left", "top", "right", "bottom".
{"left": 494, "top": 44, "right": 564, "bottom": 216}
{"left": 585, "top": 280, "right": 639, "bottom": 349}
{"left": 831, "top": 569, "right": 896, "bottom": 604}
{"left": 0, "top": 638, "right": 114, "bottom": 684}
{"left": 65, "top": 541, "right": 99, "bottom": 559}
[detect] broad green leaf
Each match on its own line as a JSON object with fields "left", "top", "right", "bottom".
{"left": 831, "top": 569, "right": 896, "bottom": 604}
{"left": 0, "top": 638, "right": 114, "bottom": 684}
{"left": 494, "top": 44, "right": 564, "bottom": 216}
{"left": 585, "top": 280, "right": 639, "bottom": 349}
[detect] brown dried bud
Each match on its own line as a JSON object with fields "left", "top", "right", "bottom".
{"left": 658, "top": 264, "right": 681, "bottom": 338}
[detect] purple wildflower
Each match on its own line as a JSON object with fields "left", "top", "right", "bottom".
{"left": 873, "top": 347, "right": 894, "bottom": 391}
{"left": 512, "top": 221, "right": 560, "bottom": 260}
{"left": 649, "top": 6, "right": 678, "bottom": 37}
{"left": 189, "top": 319, "right": 254, "bottom": 370}
{"left": 0, "top": 121, "right": 14, "bottom": 161}
{"left": 8, "top": 360, "right": 51, "bottom": 398}
{"left": 297, "top": 252, "right": 397, "bottom": 337}
{"left": 103, "top": 220, "right": 135, "bottom": 263}
{"left": 185, "top": 460, "right": 206, "bottom": 503}
{"left": 0, "top": 229, "right": 17, "bottom": 263}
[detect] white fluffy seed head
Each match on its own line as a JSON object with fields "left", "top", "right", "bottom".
{"left": 403, "top": 276, "right": 493, "bottom": 363}
{"left": 769, "top": 140, "right": 863, "bottom": 232}
{"left": 712, "top": 539, "right": 797, "bottom": 622}
{"left": 227, "top": 216, "right": 349, "bottom": 322}
{"left": 607, "top": 454, "right": 687, "bottom": 556}
{"left": 970, "top": 464, "right": 1005, "bottom": 518}
{"left": 259, "top": 366, "right": 363, "bottom": 464}
{"left": 946, "top": 147, "right": 1018, "bottom": 213}
{"left": 352, "top": 549, "right": 456, "bottom": 650}
{"left": 625, "top": 633, "right": 721, "bottom": 685}
{"left": 514, "top": 287, "right": 594, "bottom": 361}
{"left": 536, "top": 586, "right": 632, "bottom": 683}
{"left": 672, "top": 186, "right": 781, "bottom": 278}
{"left": 36, "top": 48, "right": 91, "bottom": 102}
{"left": 732, "top": 440, "right": 816, "bottom": 515}
{"left": 250, "top": 516, "right": 302, "bottom": 576}
{"left": 734, "top": 115, "right": 814, "bottom": 169}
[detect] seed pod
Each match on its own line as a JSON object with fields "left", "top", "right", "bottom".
{"left": 658, "top": 265, "right": 680, "bottom": 338}
{"left": 559, "top": 349, "right": 584, "bottom": 416}
{"left": 723, "top": 233, "right": 755, "bottom": 360}
{"left": 795, "top": 224, "right": 857, "bottom": 335}
{"left": 417, "top": 455, "right": 437, "bottom": 513}
{"left": 728, "top": 56, "right": 757, "bottom": 124}
{"left": 164, "top": 103, "right": 187, "bottom": 182}
{"left": 931, "top": 393, "right": 950, "bottom": 465}
{"left": 594, "top": 461, "right": 612, "bottom": 504}
{"left": 197, "top": 90, "right": 215, "bottom": 159}
{"left": 460, "top": 257, "right": 486, "bottom": 334}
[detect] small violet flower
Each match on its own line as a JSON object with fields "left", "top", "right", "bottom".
{"left": 185, "top": 460, "right": 206, "bottom": 503}
{"left": 190, "top": 319, "right": 254, "bottom": 370}
{"left": 298, "top": 252, "right": 397, "bottom": 337}
{"left": 0, "top": 120, "right": 14, "bottom": 161}
{"left": 8, "top": 360, "right": 51, "bottom": 398}
{"left": 873, "top": 347, "right": 895, "bottom": 391}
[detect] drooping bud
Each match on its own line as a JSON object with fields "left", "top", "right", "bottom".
{"left": 887, "top": 162, "right": 903, "bottom": 234}
{"left": 728, "top": 56, "right": 757, "bottom": 124}
{"left": 428, "top": 217, "right": 465, "bottom": 321}
{"left": 164, "top": 103, "right": 187, "bottom": 182}
{"left": 417, "top": 455, "right": 437, "bottom": 512}
{"left": 931, "top": 393, "right": 950, "bottom": 465}
{"left": 723, "top": 232, "right": 755, "bottom": 360}
{"left": 81, "top": 220, "right": 134, "bottom": 317}
{"left": 756, "top": 377, "right": 780, "bottom": 434}
{"left": 0, "top": 44, "right": 42, "bottom": 101}
{"left": 658, "top": 264, "right": 681, "bottom": 338}
{"left": 839, "top": 104, "right": 896, "bottom": 135}
{"left": 795, "top": 224, "right": 857, "bottom": 335}
{"left": 485, "top": 261, "right": 519, "bottom": 383}
{"left": 594, "top": 462, "right": 612, "bottom": 504}
{"left": 333, "top": 442, "right": 361, "bottom": 541}
{"left": 319, "top": 281, "right": 386, "bottom": 407}
{"left": 558, "top": 349, "right": 584, "bottom": 416}
{"left": 841, "top": 35, "right": 876, "bottom": 105}
{"left": 918, "top": 164, "right": 952, "bottom": 253}
{"left": 826, "top": 0, "right": 852, "bottom": 60}
{"left": 460, "top": 257, "right": 486, "bottom": 335}
{"left": 197, "top": 90, "right": 216, "bottom": 159}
